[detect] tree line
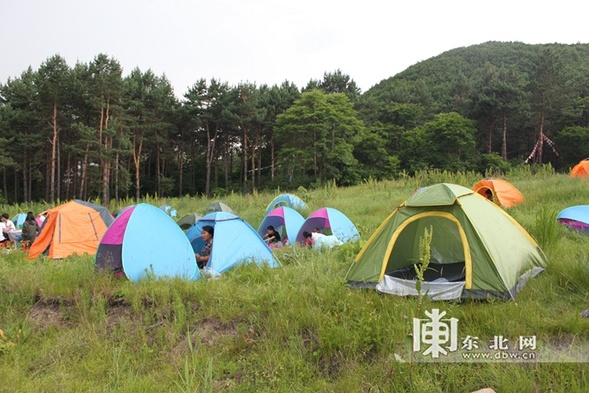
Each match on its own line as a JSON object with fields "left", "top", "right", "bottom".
{"left": 2, "top": 42, "right": 589, "bottom": 205}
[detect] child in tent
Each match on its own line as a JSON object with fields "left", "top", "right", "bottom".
{"left": 263, "top": 225, "right": 282, "bottom": 248}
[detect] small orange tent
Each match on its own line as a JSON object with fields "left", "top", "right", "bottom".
{"left": 28, "top": 200, "right": 114, "bottom": 259}
{"left": 571, "top": 159, "right": 589, "bottom": 178}
{"left": 472, "top": 178, "right": 525, "bottom": 208}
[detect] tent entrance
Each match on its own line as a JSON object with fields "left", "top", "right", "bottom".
{"left": 377, "top": 214, "right": 468, "bottom": 300}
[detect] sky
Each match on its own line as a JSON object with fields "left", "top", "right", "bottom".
{"left": 2, "top": 0, "right": 588, "bottom": 99}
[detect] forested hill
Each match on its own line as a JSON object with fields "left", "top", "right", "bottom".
{"left": 365, "top": 41, "right": 589, "bottom": 112}
{"left": 3, "top": 41, "right": 589, "bottom": 205}
{"left": 356, "top": 41, "right": 589, "bottom": 177}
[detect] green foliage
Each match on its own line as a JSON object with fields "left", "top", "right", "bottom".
{"left": 414, "top": 226, "right": 433, "bottom": 297}
{"left": 275, "top": 89, "right": 366, "bottom": 187}
{"left": 531, "top": 207, "right": 563, "bottom": 255}
{"left": 480, "top": 152, "right": 511, "bottom": 173}
{"left": 554, "top": 126, "right": 589, "bottom": 168}
{"left": 412, "top": 169, "right": 481, "bottom": 188}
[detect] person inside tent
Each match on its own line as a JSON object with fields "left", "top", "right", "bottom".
{"left": 195, "top": 225, "right": 214, "bottom": 269}
{"left": 303, "top": 227, "right": 323, "bottom": 247}
{"left": 484, "top": 189, "right": 494, "bottom": 202}
{"left": 21, "top": 211, "right": 39, "bottom": 247}
{"left": 303, "top": 230, "right": 326, "bottom": 248}
{"left": 263, "top": 225, "right": 282, "bottom": 247}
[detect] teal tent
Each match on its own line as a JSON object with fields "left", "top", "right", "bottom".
{"left": 265, "top": 194, "right": 307, "bottom": 214}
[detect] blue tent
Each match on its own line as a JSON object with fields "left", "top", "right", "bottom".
{"left": 295, "top": 207, "right": 360, "bottom": 244}
{"left": 557, "top": 205, "right": 589, "bottom": 233}
{"left": 257, "top": 206, "right": 305, "bottom": 246}
{"left": 186, "top": 212, "right": 280, "bottom": 275}
{"left": 12, "top": 213, "right": 27, "bottom": 229}
{"left": 96, "top": 203, "right": 198, "bottom": 282}
{"left": 265, "top": 194, "right": 307, "bottom": 214}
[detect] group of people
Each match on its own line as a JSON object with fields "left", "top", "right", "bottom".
{"left": 264, "top": 225, "right": 327, "bottom": 248}
{"left": 0, "top": 212, "right": 40, "bottom": 249}
{"left": 193, "top": 224, "right": 330, "bottom": 270}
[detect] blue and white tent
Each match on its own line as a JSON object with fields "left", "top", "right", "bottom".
{"left": 96, "top": 203, "right": 198, "bottom": 282}
{"left": 186, "top": 212, "right": 280, "bottom": 275}
{"left": 265, "top": 193, "right": 307, "bottom": 214}
{"left": 257, "top": 206, "right": 305, "bottom": 246}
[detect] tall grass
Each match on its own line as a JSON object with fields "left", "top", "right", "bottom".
{"left": 1, "top": 173, "right": 589, "bottom": 392}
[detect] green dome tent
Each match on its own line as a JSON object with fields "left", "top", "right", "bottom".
{"left": 176, "top": 213, "right": 203, "bottom": 231}
{"left": 205, "top": 201, "right": 234, "bottom": 214}
{"left": 346, "top": 183, "right": 547, "bottom": 300}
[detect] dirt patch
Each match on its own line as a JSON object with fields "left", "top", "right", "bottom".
{"left": 171, "top": 318, "right": 252, "bottom": 359}
{"left": 197, "top": 318, "right": 239, "bottom": 346}
{"left": 106, "top": 303, "right": 134, "bottom": 328}
{"left": 28, "top": 303, "right": 65, "bottom": 328}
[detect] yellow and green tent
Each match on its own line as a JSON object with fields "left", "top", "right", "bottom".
{"left": 346, "top": 183, "right": 546, "bottom": 300}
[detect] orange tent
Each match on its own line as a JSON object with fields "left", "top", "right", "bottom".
{"left": 571, "top": 159, "right": 589, "bottom": 178}
{"left": 28, "top": 200, "right": 114, "bottom": 259}
{"left": 472, "top": 178, "right": 525, "bottom": 208}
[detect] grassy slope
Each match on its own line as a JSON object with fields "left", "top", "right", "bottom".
{"left": 1, "top": 169, "right": 589, "bottom": 392}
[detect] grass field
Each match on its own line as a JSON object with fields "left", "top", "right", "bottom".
{"left": 1, "top": 168, "right": 589, "bottom": 392}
